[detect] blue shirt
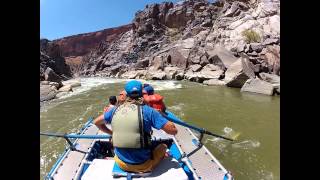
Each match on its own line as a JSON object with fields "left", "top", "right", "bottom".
{"left": 103, "top": 105, "right": 168, "bottom": 164}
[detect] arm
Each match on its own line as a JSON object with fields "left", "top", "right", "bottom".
{"left": 93, "top": 114, "right": 113, "bottom": 135}
{"left": 161, "top": 121, "right": 178, "bottom": 135}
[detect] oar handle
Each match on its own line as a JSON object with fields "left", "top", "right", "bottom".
{"left": 161, "top": 112, "right": 233, "bottom": 141}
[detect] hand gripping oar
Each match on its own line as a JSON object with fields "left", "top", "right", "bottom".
{"left": 161, "top": 112, "right": 234, "bottom": 142}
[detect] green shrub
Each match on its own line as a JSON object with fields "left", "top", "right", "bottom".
{"left": 242, "top": 29, "right": 261, "bottom": 43}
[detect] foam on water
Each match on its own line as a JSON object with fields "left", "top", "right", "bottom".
{"left": 57, "top": 78, "right": 182, "bottom": 100}
{"left": 57, "top": 78, "right": 127, "bottom": 99}
{"left": 232, "top": 140, "right": 261, "bottom": 150}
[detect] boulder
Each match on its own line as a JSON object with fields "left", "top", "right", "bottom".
{"left": 164, "top": 66, "right": 180, "bottom": 80}
{"left": 224, "top": 1, "right": 240, "bottom": 17}
{"left": 259, "top": 73, "right": 280, "bottom": 84}
{"left": 62, "top": 79, "right": 81, "bottom": 88}
{"left": 250, "top": 43, "right": 263, "bottom": 53}
{"left": 262, "top": 38, "right": 279, "bottom": 46}
{"left": 189, "top": 64, "right": 202, "bottom": 72}
{"left": 185, "top": 68, "right": 224, "bottom": 83}
{"left": 175, "top": 71, "right": 185, "bottom": 80}
{"left": 146, "top": 71, "right": 167, "bottom": 80}
{"left": 58, "top": 85, "right": 73, "bottom": 92}
{"left": 200, "top": 64, "right": 225, "bottom": 80}
{"left": 134, "top": 58, "right": 149, "bottom": 69}
{"left": 40, "top": 81, "right": 50, "bottom": 85}
{"left": 184, "top": 71, "right": 204, "bottom": 82}
{"left": 40, "top": 85, "right": 57, "bottom": 102}
{"left": 168, "top": 48, "right": 190, "bottom": 69}
{"left": 224, "top": 56, "right": 255, "bottom": 88}
{"left": 121, "top": 70, "right": 143, "bottom": 79}
{"left": 149, "top": 56, "right": 165, "bottom": 71}
{"left": 241, "top": 78, "right": 275, "bottom": 95}
{"left": 252, "top": 0, "right": 279, "bottom": 18}
{"left": 260, "top": 45, "right": 280, "bottom": 75}
{"left": 200, "top": 55, "right": 209, "bottom": 66}
{"left": 203, "top": 79, "right": 226, "bottom": 86}
{"left": 44, "top": 67, "right": 62, "bottom": 83}
{"left": 49, "top": 82, "right": 60, "bottom": 89}
{"left": 207, "top": 45, "right": 238, "bottom": 70}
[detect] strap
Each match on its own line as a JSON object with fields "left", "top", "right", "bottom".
{"left": 137, "top": 104, "right": 144, "bottom": 148}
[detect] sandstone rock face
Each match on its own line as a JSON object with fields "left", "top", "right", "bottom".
{"left": 241, "top": 78, "right": 274, "bottom": 95}
{"left": 53, "top": 24, "right": 132, "bottom": 57}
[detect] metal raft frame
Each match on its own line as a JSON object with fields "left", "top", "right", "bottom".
{"left": 44, "top": 117, "right": 233, "bottom": 180}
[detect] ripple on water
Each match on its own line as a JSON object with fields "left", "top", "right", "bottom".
{"left": 231, "top": 140, "right": 260, "bottom": 150}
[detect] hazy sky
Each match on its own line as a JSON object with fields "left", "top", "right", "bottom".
{"left": 40, "top": 0, "right": 180, "bottom": 40}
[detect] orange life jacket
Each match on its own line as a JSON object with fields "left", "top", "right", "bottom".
{"left": 143, "top": 93, "right": 165, "bottom": 112}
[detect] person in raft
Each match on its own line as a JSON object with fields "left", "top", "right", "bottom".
{"left": 142, "top": 84, "right": 166, "bottom": 113}
{"left": 93, "top": 80, "right": 178, "bottom": 173}
{"left": 103, "top": 96, "right": 117, "bottom": 113}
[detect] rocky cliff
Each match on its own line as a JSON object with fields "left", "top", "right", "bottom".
{"left": 40, "top": 39, "right": 72, "bottom": 82}
{"left": 52, "top": 24, "right": 133, "bottom": 75}
{"left": 41, "top": 0, "right": 280, "bottom": 96}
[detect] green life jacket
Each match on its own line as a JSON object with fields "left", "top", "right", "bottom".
{"left": 111, "top": 103, "right": 151, "bottom": 149}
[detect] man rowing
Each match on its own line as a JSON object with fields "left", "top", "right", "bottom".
{"left": 94, "top": 80, "right": 178, "bottom": 173}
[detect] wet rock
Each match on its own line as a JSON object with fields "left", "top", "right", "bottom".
{"left": 175, "top": 71, "right": 185, "bottom": 80}
{"left": 58, "top": 85, "right": 73, "bottom": 92}
{"left": 40, "top": 85, "right": 57, "bottom": 102}
{"left": 241, "top": 78, "right": 274, "bottom": 95}
{"left": 40, "top": 81, "right": 50, "bottom": 85}
{"left": 49, "top": 82, "right": 60, "bottom": 89}
{"left": 62, "top": 79, "right": 81, "bottom": 88}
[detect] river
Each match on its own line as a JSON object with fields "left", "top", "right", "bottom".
{"left": 40, "top": 77, "right": 280, "bottom": 180}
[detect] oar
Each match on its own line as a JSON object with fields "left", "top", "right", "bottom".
{"left": 161, "top": 112, "right": 234, "bottom": 141}
{"left": 40, "top": 132, "right": 111, "bottom": 139}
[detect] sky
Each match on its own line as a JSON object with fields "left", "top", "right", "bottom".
{"left": 40, "top": 0, "right": 181, "bottom": 40}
